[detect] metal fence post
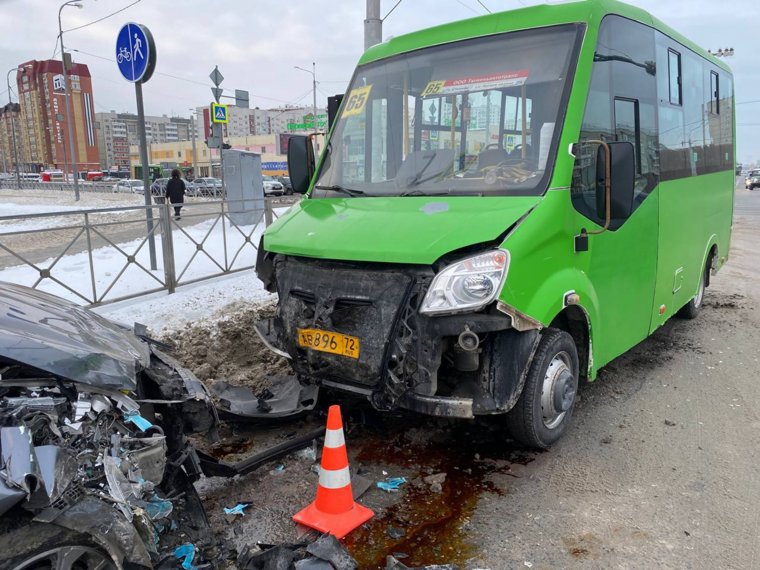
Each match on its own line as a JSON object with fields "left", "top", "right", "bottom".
{"left": 159, "top": 202, "right": 177, "bottom": 294}
{"left": 264, "top": 198, "right": 273, "bottom": 227}
{"left": 83, "top": 212, "right": 97, "bottom": 304}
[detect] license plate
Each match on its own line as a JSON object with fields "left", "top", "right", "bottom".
{"left": 297, "top": 328, "right": 360, "bottom": 359}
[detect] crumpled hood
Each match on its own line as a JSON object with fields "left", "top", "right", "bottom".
{"left": 264, "top": 196, "right": 540, "bottom": 264}
{"left": 0, "top": 282, "right": 150, "bottom": 391}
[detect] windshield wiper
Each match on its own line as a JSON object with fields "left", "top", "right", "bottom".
{"left": 399, "top": 189, "right": 452, "bottom": 197}
{"left": 314, "top": 184, "right": 366, "bottom": 197}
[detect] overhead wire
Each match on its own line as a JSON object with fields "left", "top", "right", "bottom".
{"left": 477, "top": 0, "right": 492, "bottom": 13}
{"left": 382, "top": 0, "right": 403, "bottom": 21}
{"left": 63, "top": 0, "right": 143, "bottom": 34}
{"left": 453, "top": 0, "right": 481, "bottom": 15}
{"left": 69, "top": 47, "right": 300, "bottom": 106}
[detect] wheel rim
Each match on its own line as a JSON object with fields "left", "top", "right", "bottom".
{"left": 12, "top": 546, "right": 114, "bottom": 570}
{"left": 694, "top": 268, "right": 706, "bottom": 308}
{"left": 540, "top": 350, "right": 576, "bottom": 430}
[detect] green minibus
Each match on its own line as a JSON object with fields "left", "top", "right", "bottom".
{"left": 256, "top": 0, "right": 735, "bottom": 449}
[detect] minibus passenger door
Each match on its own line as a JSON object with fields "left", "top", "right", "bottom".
{"left": 571, "top": 139, "right": 658, "bottom": 366}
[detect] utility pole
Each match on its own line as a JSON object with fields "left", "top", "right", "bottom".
{"left": 311, "top": 62, "right": 317, "bottom": 138}
{"left": 59, "top": 0, "right": 83, "bottom": 200}
{"left": 295, "top": 63, "right": 319, "bottom": 150}
{"left": 365, "top": 0, "right": 382, "bottom": 50}
{"left": 6, "top": 68, "right": 22, "bottom": 190}
{"left": 189, "top": 111, "right": 198, "bottom": 179}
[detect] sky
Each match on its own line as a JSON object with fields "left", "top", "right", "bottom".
{"left": 1, "top": 0, "right": 758, "bottom": 164}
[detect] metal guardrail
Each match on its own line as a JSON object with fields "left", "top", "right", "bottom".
{"left": 0, "top": 179, "right": 121, "bottom": 193}
{"left": 0, "top": 196, "right": 298, "bottom": 306}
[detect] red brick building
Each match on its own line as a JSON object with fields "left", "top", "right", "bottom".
{"left": 15, "top": 59, "right": 100, "bottom": 174}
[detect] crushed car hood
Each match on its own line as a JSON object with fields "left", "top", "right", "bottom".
{"left": 0, "top": 282, "right": 150, "bottom": 391}
{"left": 264, "top": 196, "right": 540, "bottom": 264}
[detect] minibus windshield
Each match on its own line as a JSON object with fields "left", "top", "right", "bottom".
{"left": 314, "top": 24, "right": 582, "bottom": 198}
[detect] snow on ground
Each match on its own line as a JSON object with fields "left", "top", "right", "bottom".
{"left": 0, "top": 202, "right": 135, "bottom": 232}
{"left": 94, "top": 270, "right": 273, "bottom": 333}
{"left": 1, "top": 193, "right": 293, "bottom": 332}
{"left": 0, "top": 214, "right": 270, "bottom": 311}
{"left": 0, "top": 187, "right": 146, "bottom": 209}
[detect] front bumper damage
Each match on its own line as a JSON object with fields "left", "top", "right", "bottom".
{"left": 258, "top": 255, "right": 540, "bottom": 419}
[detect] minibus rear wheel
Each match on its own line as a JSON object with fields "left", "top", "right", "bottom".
{"left": 677, "top": 260, "right": 709, "bottom": 319}
{"left": 506, "top": 328, "right": 579, "bottom": 449}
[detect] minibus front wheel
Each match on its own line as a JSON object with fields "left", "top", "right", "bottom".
{"left": 506, "top": 329, "right": 579, "bottom": 449}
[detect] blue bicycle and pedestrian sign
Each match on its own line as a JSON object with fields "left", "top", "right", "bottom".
{"left": 116, "top": 22, "right": 160, "bottom": 270}
{"left": 115, "top": 23, "right": 156, "bottom": 83}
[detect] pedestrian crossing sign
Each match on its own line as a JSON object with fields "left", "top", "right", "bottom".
{"left": 211, "top": 102, "right": 228, "bottom": 124}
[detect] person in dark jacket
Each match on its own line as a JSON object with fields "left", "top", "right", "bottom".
{"left": 165, "top": 169, "right": 186, "bottom": 220}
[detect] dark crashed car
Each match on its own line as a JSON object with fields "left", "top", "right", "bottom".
{"left": 0, "top": 283, "right": 220, "bottom": 570}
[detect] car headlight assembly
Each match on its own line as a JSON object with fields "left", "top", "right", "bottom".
{"left": 420, "top": 249, "right": 510, "bottom": 315}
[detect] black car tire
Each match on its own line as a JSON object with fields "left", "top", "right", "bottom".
{"left": 0, "top": 521, "right": 116, "bottom": 570}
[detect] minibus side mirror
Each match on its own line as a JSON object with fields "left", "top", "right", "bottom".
{"left": 595, "top": 141, "right": 635, "bottom": 221}
{"left": 287, "top": 135, "right": 315, "bottom": 194}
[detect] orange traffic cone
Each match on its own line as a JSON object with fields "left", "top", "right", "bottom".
{"left": 293, "top": 405, "right": 374, "bottom": 538}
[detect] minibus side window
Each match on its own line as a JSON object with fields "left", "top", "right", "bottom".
{"left": 571, "top": 15, "right": 658, "bottom": 228}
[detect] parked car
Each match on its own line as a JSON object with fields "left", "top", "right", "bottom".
{"left": 263, "top": 175, "right": 285, "bottom": 196}
{"left": 277, "top": 176, "right": 294, "bottom": 195}
{"left": 151, "top": 177, "right": 169, "bottom": 196}
{"left": 189, "top": 177, "right": 223, "bottom": 197}
{"left": 745, "top": 169, "right": 760, "bottom": 190}
{"left": 112, "top": 179, "right": 145, "bottom": 193}
{"left": 40, "top": 170, "right": 65, "bottom": 182}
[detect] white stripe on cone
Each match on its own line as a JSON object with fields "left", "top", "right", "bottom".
{"left": 319, "top": 465, "right": 351, "bottom": 489}
{"left": 324, "top": 428, "right": 345, "bottom": 449}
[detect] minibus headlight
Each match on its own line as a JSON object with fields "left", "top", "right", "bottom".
{"left": 420, "top": 249, "right": 510, "bottom": 315}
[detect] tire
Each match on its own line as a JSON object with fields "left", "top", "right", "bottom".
{"left": 0, "top": 522, "right": 116, "bottom": 570}
{"left": 677, "top": 259, "right": 708, "bottom": 319}
{"left": 506, "top": 328, "right": 579, "bottom": 449}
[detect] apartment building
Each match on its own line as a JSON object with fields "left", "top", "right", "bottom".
{"left": 195, "top": 105, "right": 327, "bottom": 140}
{"left": 95, "top": 112, "right": 196, "bottom": 170}
{"left": 0, "top": 103, "right": 25, "bottom": 173}
{"left": 14, "top": 59, "right": 100, "bottom": 174}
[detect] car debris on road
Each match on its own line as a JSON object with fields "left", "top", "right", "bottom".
{"left": 0, "top": 282, "right": 323, "bottom": 569}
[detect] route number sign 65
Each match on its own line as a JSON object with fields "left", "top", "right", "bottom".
{"left": 342, "top": 85, "right": 373, "bottom": 118}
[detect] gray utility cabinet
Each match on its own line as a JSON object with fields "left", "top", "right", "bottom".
{"left": 222, "top": 149, "right": 264, "bottom": 226}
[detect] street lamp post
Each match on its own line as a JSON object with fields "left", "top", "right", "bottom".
{"left": 6, "top": 67, "right": 22, "bottom": 190}
{"left": 58, "top": 0, "right": 83, "bottom": 201}
{"left": 294, "top": 62, "right": 318, "bottom": 140}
